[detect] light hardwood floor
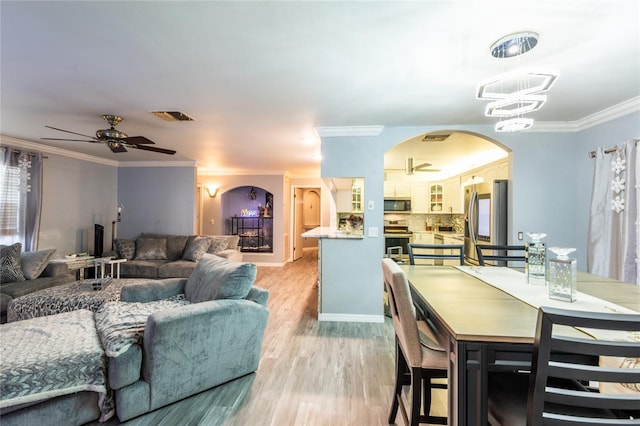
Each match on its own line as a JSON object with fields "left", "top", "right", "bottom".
{"left": 94, "top": 250, "right": 446, "bottom": 425}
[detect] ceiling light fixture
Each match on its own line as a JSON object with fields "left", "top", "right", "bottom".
{"left": 477, "top": 70, "right": 558, "bottom": 100}
{"left": 476, "top": 31, "right": 560, "bottom": 132}
{"left": 495, "top": 117, "right": 534, "bottom": 132}
{"left": 484, "top": 94, "right": 547, "bottom": 117}
{"left": 490, "top": 32, "right": 539, "bottom": 58}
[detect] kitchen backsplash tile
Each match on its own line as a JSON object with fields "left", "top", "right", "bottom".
{"left": 403, "top": 214, "right": 465, "bottom": 234}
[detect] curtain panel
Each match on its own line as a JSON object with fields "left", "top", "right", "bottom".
{"left": 0, "top": 146, "right": 43, "bottom": 251}
{"left": 587, "top": 139, "right": 639, "bottom": 285}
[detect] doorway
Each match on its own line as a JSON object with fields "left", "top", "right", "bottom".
{"left": 292, "top": 186, "right": 321, "bottom": 261}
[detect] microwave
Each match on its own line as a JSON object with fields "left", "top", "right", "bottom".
{"left": 384, "top": 198, "right": 412, "bottom": 212}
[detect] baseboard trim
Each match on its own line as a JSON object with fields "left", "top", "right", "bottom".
{"left": 318, "top": 313, "right": 385, "bottom": 323}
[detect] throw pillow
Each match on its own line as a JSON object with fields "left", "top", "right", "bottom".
{"left": 184, "top": 253, "right": 256, "bottom": 303}
{"left": 207, "top": 237, "right": 230, "bottom": 254}
{"left": 20, "top": 248, "right": 56, "bottom": 280}
{"left": 0, "top": 243, "right": 26, "bottom": 283}
{"left": 114, "top": 239, "right": 136, "bottom": 260}
{"left": 134, "top": 238, "right": 168, "bottom": 260}
{"left": 182, "top": 236, "right": 211, "bottom": 262}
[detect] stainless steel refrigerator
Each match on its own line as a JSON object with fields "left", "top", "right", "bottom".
{"left": 463, "top": 179, "right": 508, "bottom": 265}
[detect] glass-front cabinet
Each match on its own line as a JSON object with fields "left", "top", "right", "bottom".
{"left": 429, "top": 184, "right": 443, "bottom": 212}
{"left": 329, "top": 177, "right": 364, "bottom": 235}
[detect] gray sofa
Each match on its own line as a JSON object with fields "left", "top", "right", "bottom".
{"left": 112, "top": 233, "right": 242, "bottom": 279}
{"left": 0, "top": 253, "right": 269, "bottom": 425}
{"left": 0, "top": 243, "right": 76, "bottom": 323}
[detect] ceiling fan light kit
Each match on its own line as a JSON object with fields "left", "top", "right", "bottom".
{"left": 477, "top": 31, "right": 560, "bottom": 132}
{"left": 42, "top": 114, "right": 176, "bottom": 155}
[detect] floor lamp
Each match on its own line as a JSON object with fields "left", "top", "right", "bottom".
{"left": 111, "top": 204, "right": 123, "bottom": 249}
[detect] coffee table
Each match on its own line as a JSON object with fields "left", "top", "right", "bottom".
{"left": 6, "top": 278, "right": 149, "bottom": 322}
{"left": 49, "top": 256, "right": 95, "bottom": 279}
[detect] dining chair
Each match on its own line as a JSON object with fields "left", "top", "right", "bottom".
{"left": 476, "top": 244, "right": 526, "bottom": 266}
{"left": 407, "top": 243, "right": 464, "bottom": 266}
{"left": 488, "top": 306, "right": 640, "bottom": 425}
{"left": 381, "top": 258, "right": 448, "bottom": 426}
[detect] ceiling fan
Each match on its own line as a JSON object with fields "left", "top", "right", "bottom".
{"left": 42, "top": 114, "right": 176, "bottom": 155}
{"left": 403, "top": 158, "right": 441, "bottom": 175}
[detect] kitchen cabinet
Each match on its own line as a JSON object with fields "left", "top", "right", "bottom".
{"left": 334, "top": 178, "right": 364, "bottom": 213}
{"left": 410, "top": 183, "right": 428, "bottom": 213}
{"left": 412, "top": 232, "right": 435, "bottom": 265}
{"left": 442, "top": 235, "right": 464, "bottom": 265}
{"left": 429, "top": 183, "right": 444, "bottom": 212}
{"left": 444, "top": 176, "right": 463, "bottom": 213}
{"left": 335, "top": 190, "right": 352, "bottom": 212}
{"left": 384, "top": 182, "right": 411, "bottom": 198}
{"left": 412, "top": 232, "right": 434, "bottom": 244}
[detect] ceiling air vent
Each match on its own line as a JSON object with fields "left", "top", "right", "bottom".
{"left": 150, "top": 111, "right": 195, "bottom": 122}
{"left": 421, "top": 133, "right": 451, "bottom": 142}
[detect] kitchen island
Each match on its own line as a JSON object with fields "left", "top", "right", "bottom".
{"left": 302, "top": 227, "right": 382, "bottom": 322}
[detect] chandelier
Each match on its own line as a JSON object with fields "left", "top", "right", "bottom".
{"left": 477, "top": 32, "right": 559, "bottom": 132}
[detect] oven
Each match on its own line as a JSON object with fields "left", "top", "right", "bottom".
{"left": 384, "top": 220, "right": 412, "bottom": 262}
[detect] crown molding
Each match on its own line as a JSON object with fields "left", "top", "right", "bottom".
{"left": 0, "top": 135, "right": 194, "bottom": 167}
{"left": 1, "top": 135, "right": 119, "bottom": 166}
{"left": 532, "top": 96, "right": 640, "bottom": 133}
{"left": 118, "top": 160, "right": 196, "bottom": 168}
{"left": 315, "top": 125, "right": 385, "bottom": 137}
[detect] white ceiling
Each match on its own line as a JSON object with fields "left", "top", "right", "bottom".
{"left": 1, "top": 1, "right": 639, "bottom": 176}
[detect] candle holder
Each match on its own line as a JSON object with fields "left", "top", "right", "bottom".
{"left": 548, "top": 247, "right": 577, "bottom": 302}
{"left": 525, "top": 233, "right": 547, "bottom": 285}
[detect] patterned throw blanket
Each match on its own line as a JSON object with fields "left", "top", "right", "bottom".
{"left": 7, "top": 278, "right": 150, "bottom": 322}
{"left": 0, "top": 309, "right": 114, "bottom": 422}
{"left": 95, "top": 295, "right": 190, "bottom": 357}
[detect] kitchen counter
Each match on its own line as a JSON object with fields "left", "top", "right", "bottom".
{"left": 301, "top": 227, "right": 364, "bottom": 239}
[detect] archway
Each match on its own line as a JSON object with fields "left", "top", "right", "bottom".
{"left": 383, "top": 130, "right": 511, "bottom": 263}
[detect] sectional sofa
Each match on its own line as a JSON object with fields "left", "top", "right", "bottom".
{"left": 0, "top": 243, "right": 76, "bottom": 323}
{"left": 0, "top": 253, "right": 270, "bottom": 425}
{"left": 111, "top": 233, "right": 242, "bottom": 279}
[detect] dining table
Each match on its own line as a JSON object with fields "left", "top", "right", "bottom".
{"left": 399, "top": 264, "right": 640, "bottom": 426}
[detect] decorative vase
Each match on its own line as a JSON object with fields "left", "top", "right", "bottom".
{"left": 525, "top": 233, "right": 547, "bottom": 285}
{"left": 548, "top": 247, "right": 577, "bottom": 302}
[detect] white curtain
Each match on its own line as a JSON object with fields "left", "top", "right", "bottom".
{"left": 0, "top": 146, "right": 43, "bottom": 251}
{"left": 587, "top": 139, "right": 639, "bottom": 285}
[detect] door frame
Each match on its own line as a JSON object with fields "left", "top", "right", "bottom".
{"left": 289, "top": 185, "right": 323, "bottom": 262}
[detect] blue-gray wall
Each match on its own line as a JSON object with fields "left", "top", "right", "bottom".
{"left": 320, "top": 112, "right": 640, "bottom": 319}
{"left": 117, "top": 166, "right": 196, "bottom": 239}
{"left": 39, "top": 152, "right": 117, "bottom": 256}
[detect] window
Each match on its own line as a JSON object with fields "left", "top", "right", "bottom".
{"left": 0, "top": 163, "right": 21, "bottom": 245}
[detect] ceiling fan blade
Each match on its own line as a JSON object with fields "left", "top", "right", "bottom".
{"left": 41, "top": 137, "right": 100, "bottom": 143}
{"left": 44, "top": 125, "right": 97, "bottom": 140}
{"left": 124, "top": 136, "right": 155, "bottom": 145}
{"left": 130, "top": 144, "right": 176, "bottom": 155}
{"left": 414, "top": 162, "right": 440, "bottom": 172}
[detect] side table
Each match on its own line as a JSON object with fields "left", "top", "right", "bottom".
{"left": 93, "top": 258, "right": 127, "bottom": 279}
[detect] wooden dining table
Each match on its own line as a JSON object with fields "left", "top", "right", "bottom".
{"left": 399, "top": 265, "right": 640, "bottom": 426}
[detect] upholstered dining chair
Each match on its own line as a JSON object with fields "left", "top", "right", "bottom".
{"left": 407, "top": 243, "right": 464, "bottom": 266}
{"left": 488, "top": 306, "right": 640, "bottom": 425}
{"left": 476, "top": 244, "right": 526, "bottom": 266}
{"left": 381, "top": 258, "right": 448, "bottom": 426}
